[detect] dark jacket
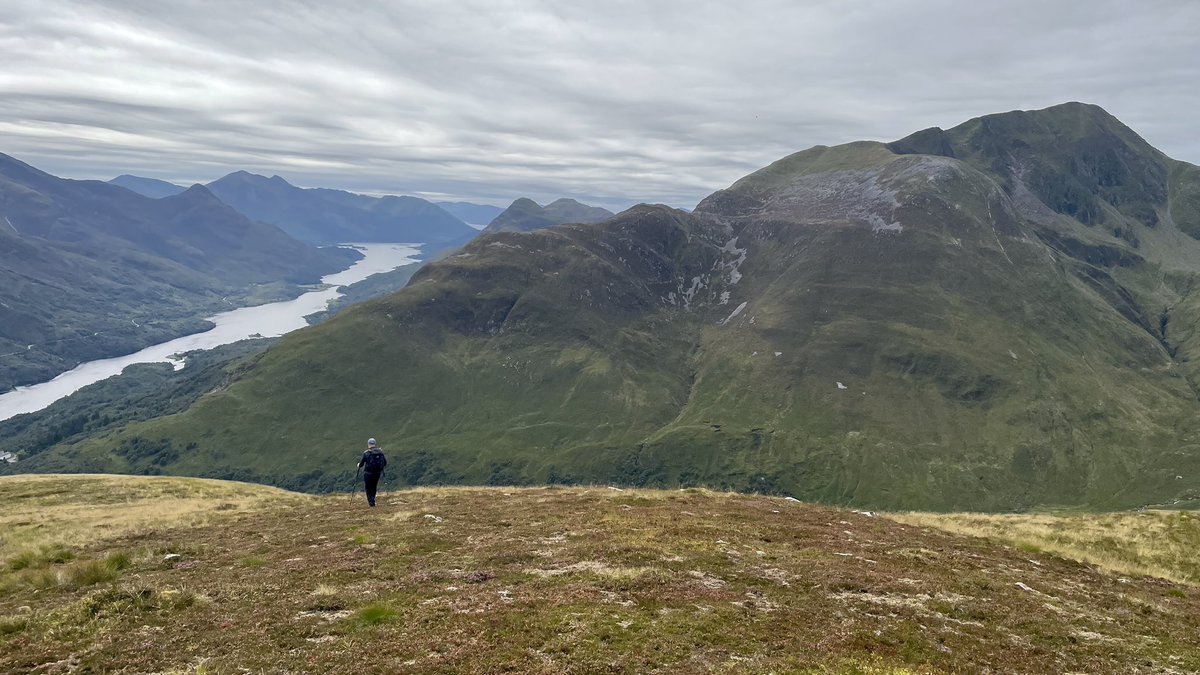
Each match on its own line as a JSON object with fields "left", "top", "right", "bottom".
{"left": 358, "top": 448, "right": 387, "bottom": 474}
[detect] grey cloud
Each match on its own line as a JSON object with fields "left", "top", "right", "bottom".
{"left": 0, "top": 0, "right": 1197, "bottom": 212}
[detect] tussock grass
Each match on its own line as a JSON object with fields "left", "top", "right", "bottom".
{"left": 103, "top": 551, "right": 132, "bottom": 572}
{"left": 355, "top": 603, "right": 397, "bottom": 626}
{"left": 62, "top": 559, "right": 116, "bottom": 589}
{"left": 79, "top": 585, "right": 197, "bottom": 619}
{"left": 0, "top": 615, "right": 28, "bottom": 635}
{"left": 5, "top": 550, "right": 37, "bottom": 572}
{"left": 889, "top": 509, "right": 1200, "bottom": 585}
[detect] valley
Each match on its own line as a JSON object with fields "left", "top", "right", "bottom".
{"left": 0, "top": 243, "right": 422, "bottom": 422}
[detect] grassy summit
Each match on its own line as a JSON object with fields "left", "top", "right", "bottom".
{"left": 0, "top": 476, "right": 1197, "bottom": 673}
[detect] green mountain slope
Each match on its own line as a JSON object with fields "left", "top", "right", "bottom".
{"left": 483, "top": 197, "right": 614, "bottom": 234}
{"left": 0, "top": 155, "right": 357, "bottom": 391}
{"left": 12, "top": 104, "right": 1200, "bottom": 511}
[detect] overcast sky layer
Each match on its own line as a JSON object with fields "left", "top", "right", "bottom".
{"left": 1, "top": 1, "right": 1196, "bottom": 210}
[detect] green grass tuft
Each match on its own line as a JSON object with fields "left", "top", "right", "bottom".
{"left": 355, "top": 603, "right": 397, "bottom": 626}
{"left": 104, "top": 551, "right": 132, "bottom": 572}
{"left": 63, "top": 560, "right": 117, "bottom": 589}
{"left": 6, "top": 550, "right": 37, "bottom": 572}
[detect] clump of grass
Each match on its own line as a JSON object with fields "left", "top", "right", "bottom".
{"left": 238, "top": 557, "right": 265, "bottom": 568}
{"left": 20, "top": 568, "right": 61, "bottom": 591}
{"left": 6, "top": 546, "right": 75, "bottom": 572}
{"left": 159, "top": 588, "right": 198, "bottom": 610}
{"left": 80, "top": 587, "right": 159, "bottom": 618}
{"left": 355, "top": 603, "right": 396, "bottom": 626}
{"left": 104, "top": 551, "right": 132, "bottom": 572}
{"left": 306, "top": 586, "right": 347, "bottom": 611}
{"left": 6, "top": 550, "right": 38, "bottom": 572}
{"left": 44, "top": 548, "right": 75, "bottom": 565}
{"left": 63, "top": 560, "right": 117, "bottom": 589}
{"left": 0, "top": 615, "right": 29, "bottom": 635}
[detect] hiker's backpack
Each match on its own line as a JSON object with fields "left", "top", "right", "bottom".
{"left": 363, "top": 448, "right": 386, "bottom": 473}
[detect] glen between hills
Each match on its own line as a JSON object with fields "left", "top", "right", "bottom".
{"left": 13, "top": 102, "right": 1200, "bottom": 512}
{"left": 0, "top": 155, "right": 360, "bottom": 392}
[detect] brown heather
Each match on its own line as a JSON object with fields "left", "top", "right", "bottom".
{"left": 0, "top": 475, "right": 1197, "bottom": 673}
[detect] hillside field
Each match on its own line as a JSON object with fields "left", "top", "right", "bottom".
{"left": 0, "top": 475, "right": 1197, "bottom": 673}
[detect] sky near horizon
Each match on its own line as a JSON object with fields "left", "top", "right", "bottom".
{"left": 1, "top": 0, "right": 1197, "bottom": 211}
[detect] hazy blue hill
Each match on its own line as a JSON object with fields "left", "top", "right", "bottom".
{"left": 206, "top": 172, "right": 477, "bottom": 245}
{"left": 0, "top": 153, "right": 357, "bottom": 391}
{"left": 436, "top": 201, "right": 504, "bottom": 227}
{"left": 483, "top": 197, "right": 614, "bottom": 234}
{"left": 12, "top": 104, "right": 1200, "bottom": 512}
{"left": 108, "top": 174, "right": 185, "bottom": 198}
{"left": 542, "top": 197, "right": 614, "bottom": 224}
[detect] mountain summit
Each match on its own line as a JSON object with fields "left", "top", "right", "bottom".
{"left": 108, "top": 174, "right": 186, "bottom": 198}
{"left": 483, "top": 197, "right": 614, "bottom": 233}
{"left": 12, "top": 103, "right": 1200, "bottom": 511}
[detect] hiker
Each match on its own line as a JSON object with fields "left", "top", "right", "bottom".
{"left": 357, "top": 438, "right": 387, "bottom": 507}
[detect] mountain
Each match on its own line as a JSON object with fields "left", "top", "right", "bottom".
{"left": 205, "top": 171, "right": 477, "bottom": 246}
{"left": 11, "top": 103, "right": 1200, "bottom": 512}
{"left": 3, "top": 475, "right": 1198, "bottom": 673}
{"left": 482, "top": 197, "right": 614, "bottom": 233}
{"left": 0, "top": 153, "right": 357, "bottom": 391}
{"left": 435, "top": 201, "right": 505, "bottom": 228}
{"left": 108, "top": 174, "right": 186, "bottom": 198}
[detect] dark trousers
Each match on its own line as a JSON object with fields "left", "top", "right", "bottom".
{"left": 364, "top": 472, "right": 381, "bottom": 506}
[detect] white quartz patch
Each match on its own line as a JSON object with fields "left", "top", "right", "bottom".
{"left": 720, "top": 301, "right": 749, "bottom": 326}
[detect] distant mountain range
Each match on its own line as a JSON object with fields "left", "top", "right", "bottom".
{"left": 109, "top": 174, "right": 185, "bottom": 198}
{"left": 0, "top": 154, "right": 358, "bottom": 391}
{"left": 16, "top": 103, "right": 1200, "bottom": 513}
{"left": 111, "top": 172, "right": 484, "bottom": 247}
{"left": 108, "top": 173, "right": 594, "bottom": 238}
{"left": 202, "top": 172, "right": 475, "bottom": 246}
{"left": 483, "top": 197, "right": 614, "bottom": 234}
{"left": 435, "top": 201, "right": 505, "bottom": 228}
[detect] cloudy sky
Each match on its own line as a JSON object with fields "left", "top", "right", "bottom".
{"left": 1, "top": 0, "right": 1196, "bottom": 210}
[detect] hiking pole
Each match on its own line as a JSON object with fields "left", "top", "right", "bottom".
{"left": 355, "top": 467, "right": 361, "bottom": 495}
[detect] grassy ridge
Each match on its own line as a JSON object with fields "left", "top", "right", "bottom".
{"left": 892, "top": 509, "right": 1200, "bottom": 586}
{"left": 0, "top": 475, "right": 1197, "bottom": 673}
{"left": 0, "top": 474, "right": 304, "bottom": 559}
